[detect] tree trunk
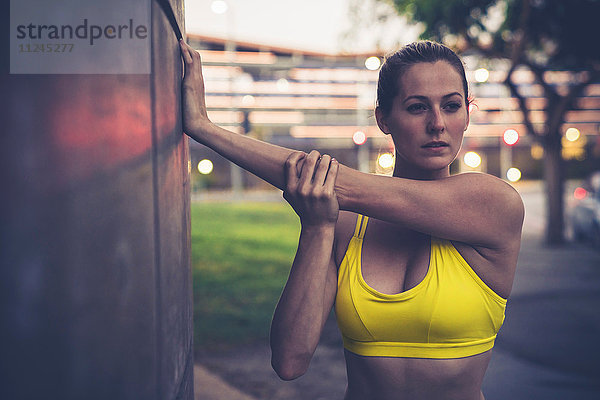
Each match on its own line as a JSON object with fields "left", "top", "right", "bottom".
{"left": 543, "top": 129, "right": 565, "bottom": 245}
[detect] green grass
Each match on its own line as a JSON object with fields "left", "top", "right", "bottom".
{"left": 191, "top": 201, "right": 300, "bottom": 351}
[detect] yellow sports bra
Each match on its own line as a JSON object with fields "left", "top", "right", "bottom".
{"left": 335, "top": 215, "right": 507, "bottom": 359}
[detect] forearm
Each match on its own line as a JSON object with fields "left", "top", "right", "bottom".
{"left": 334, "top": 164, "right": 461, "bottom": 238}
{"left": 181, "top": 40, "right": 302, "bottom": 190}
{"left": 270, "top": 225, "right": 336, "bottom": 379}
{"left": 335, "top": 164, "right": 412, "bottom": 220}
{"left": 187, "top": 121, "right": 301, "bottom": 191}
{"left": 187, "top": 121, "right": 417, "bottom": 232}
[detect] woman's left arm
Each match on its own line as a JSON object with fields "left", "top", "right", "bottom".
{"left": 335, "top": 166, "right": 524, "bottom": 250}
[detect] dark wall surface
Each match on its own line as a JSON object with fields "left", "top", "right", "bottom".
{"left": 0, "top": 1, "right": 193, "bottom": 399}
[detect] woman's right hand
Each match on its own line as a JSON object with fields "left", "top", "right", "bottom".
{"left": 283, "top": 151, "right": 340, "bottom": 227}
{"left": 179, "top": 39, "right": 211, "bottom": 136}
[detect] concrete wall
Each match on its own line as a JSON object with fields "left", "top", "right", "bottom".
{"left": 0, "top": 1, "right": 193, "bottom": 399}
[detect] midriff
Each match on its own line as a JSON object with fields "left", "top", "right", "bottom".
{"left": 343, "top": 349, "right": 491, "bottom": 400}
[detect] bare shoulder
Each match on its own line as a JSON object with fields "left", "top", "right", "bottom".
{"left": 444, "top": 174, "right": 524, "bottom": 296}
{"left": 447, "top": 173, "right": 525, "bottom": 238}
{"left": 447, "top": 172, "right": 522, "bottom": 199}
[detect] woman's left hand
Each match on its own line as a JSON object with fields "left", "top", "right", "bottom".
{"left": 283, "top": 151, "right": 339, "bottom": 227}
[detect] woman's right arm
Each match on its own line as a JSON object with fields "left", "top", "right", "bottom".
{"left": 180, "top": 39, "right": 302, "bottom": 191}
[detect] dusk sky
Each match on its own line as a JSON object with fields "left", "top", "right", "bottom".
{"left": 184, "top": 0, "right": 421, "bottom": 54}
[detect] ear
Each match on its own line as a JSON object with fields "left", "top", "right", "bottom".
{"left": 464, "top": 105, "right": 470, "bottom": 132}
{"left": 375, "top": 107, "right": 391, "bottom": 135}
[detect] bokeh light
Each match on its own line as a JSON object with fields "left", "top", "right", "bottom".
{"left": 276, "top": 78, "right": 290, "bottom": 92}
{"left": 377, "top": 153, "right": 394, "bottom": 169}
{"left": 503, "top": 129, "right": 519, "bottom": 146}
{"left": 574, "top": 187, "right": 587, "bottom": 200}
{"left": 241, "top": 94, "right": 255, "bottom": 106}
{"left": 565, "top": 127, "right": 580, "bottom": 142}
{"left": 463, "top": 151, "right": 482, "bottom": 168}
{"left": 506, "top": 167, "right": 521, "bottom": 182}
{"left": 531, "top": 144, "right": 544, "bottom": 160}
{"left": 365, "top": 56, "right": 381, "bottom": 71}
{"left": 353, "top": 131, "right": 367, "bottom": 145}
{"left": 198, "top": 159, "right": 214, "bottom": 175}
{"left": 474, "top": 68, "right": 490, "bottom": 83}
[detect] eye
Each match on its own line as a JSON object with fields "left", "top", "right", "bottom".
{"left": 407, "top": 103, "right": 428, "bottom": 113}
{"left": 444, "top": 102, "right": 462, "bottom": 112}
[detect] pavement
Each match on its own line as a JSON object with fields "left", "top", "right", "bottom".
{"left": 193, "top": 182, "right": 600, "bottom": 399}
{"left": 193, "top": 365, "right": 256, "bottom": 400}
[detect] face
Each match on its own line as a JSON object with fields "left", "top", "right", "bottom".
{"left": 376, "top": 61, "right": 469, "bottom": 179}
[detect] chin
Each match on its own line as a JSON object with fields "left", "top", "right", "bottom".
{"left": 419, "top": 158, "right": 453, "bottom": 171}
{"left": 396, "top": 154, "right": 454, "bottom": 177}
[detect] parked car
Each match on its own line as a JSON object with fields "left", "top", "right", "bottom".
{"left": 567, "top": 171, "right": 600, "bottom": 249}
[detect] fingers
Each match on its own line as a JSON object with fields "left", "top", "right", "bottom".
{"left": 285, "top": 150, "right": 337, "bottom": 195}
{"left": 312, "top": 154, "right": 332, "bottom": 186}
{"left": 179, "top": 39, "right": 205, "bottom": 85}
{"left": 283, "top": 151, "right": 339, "bottom": 224}
{"left": 323, "top": 158, "right": 338, "bottom": 193}
{"left": 179, "top": 39, "right": 193, "bottom": 64}
{"left": 297, "top": 150, "right": 320, "bottom": 190}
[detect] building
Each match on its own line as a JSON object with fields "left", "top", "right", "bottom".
{"left": 187, "top": 33, "right": 600, "bottom": 191}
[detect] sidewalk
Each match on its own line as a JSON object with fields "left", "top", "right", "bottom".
{"left": 194, "top": 365, "right": 256, "bottom": 400}
{"left": 483, "top": 233, "right": 600, "bottom": 399}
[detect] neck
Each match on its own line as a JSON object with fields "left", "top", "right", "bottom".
{"left": 392, "top": 159, "right": 450, "bottom": 180}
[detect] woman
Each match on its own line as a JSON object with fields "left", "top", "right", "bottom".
{"left": 180, "top": 39, "right": 524, "bottom": 400}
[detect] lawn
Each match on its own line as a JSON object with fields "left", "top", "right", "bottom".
{"left": 191, "top": 201, "right": 300, "bottom": 351}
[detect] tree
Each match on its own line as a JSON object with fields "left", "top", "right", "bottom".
{"left": 386, "top": 0, "right": 600, "bottom": 244}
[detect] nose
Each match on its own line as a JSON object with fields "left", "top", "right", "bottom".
{"left": 427, "top": 109, "right": 445, "bottom": 134}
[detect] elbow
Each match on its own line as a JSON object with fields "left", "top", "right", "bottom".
{"left": 271, "top": 353, "right": 310, "bottom": 381}
{"left": 272, "top": 363, "right": 307, "bottom": 381}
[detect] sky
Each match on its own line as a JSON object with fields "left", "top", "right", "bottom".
{"left": 183, "top": 0, "right": 422, "bottom": 54}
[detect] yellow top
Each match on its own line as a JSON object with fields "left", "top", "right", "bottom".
{"left": 335, "top": 215, "right": 507, "bottom": 359}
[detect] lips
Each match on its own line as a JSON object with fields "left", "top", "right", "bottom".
{"left": 422, "top": 141, "right": 449, "bottom": 148}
